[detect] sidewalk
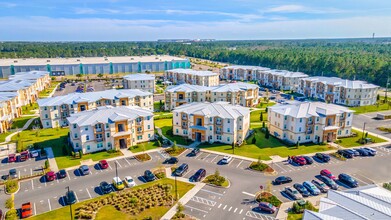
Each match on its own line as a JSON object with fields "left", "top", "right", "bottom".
{"left": 45, "top": 147, "right": 59, "bottom": 172}
{"left": 1, "top": 116, "right": 39, "bottom": 144}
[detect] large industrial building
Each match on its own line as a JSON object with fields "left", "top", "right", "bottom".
{"left": 0, "top": 55, "right": 190, "bottom": 78}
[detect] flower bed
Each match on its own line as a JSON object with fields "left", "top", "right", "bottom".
{"left": 203, "top": 175, "right": 229, "bottom": 188}
{"left": 165, "top": 147, "right": 186, "bottom": 156}
{"left": 249, "top": 162, "right": 274, "bottom": 173}
{"left": 134, "top": 153, "right": 151, "bottom": 162}
{"left": 256, "top": 192, "right": 282, "bottom": 207}
{"left": 330, "top": 152, "right": 347, "bottom": 161}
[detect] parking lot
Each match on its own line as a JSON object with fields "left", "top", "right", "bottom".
{"left": 53, "top": 80, "right": 113, "bottom": 97}
{"left": 352, "top": 110, "right": 391, "bottom": 139}
{"left": 0, "top": 155, "right": 46, "bottom": 180}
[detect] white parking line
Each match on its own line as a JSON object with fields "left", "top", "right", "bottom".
{"left": 44, "top": 176, "right": 47, "bottom": 187}
{"left": 67, "top": 170, "right": 71, "bottom": 180}
{"left": 74, "top": 191, "right": 80, "bottom": 202}
{"left": 124, "top": 158, "right": 132, "bottom": 166}
{"left": 239, "top": 209, "right": 243, "bottom": 214}
{"left": 31, "top": 179, "right": 34, "bottom": 190}
{"left": 211, "top": 155, "right": 219, "bottom": 163}
{"left": 200, "top": 189, "right": 224, "bottom": 196}
{"left": 34, "top": 203, "right": 36, "bottom": 215}
{"left": 236, "top": 160, "right": 244, "bottom": 168}
{"left": 184, "top": 205, "right": 208, "bottom": 213}
{"left": 228, "top": 158, "right": 235, "bottom": 166}
{"left": 234, "top": 208, "right": 238, "bottom": 213}
{"left": 86, "top": 188, "right": 92, "bottom": 198}
{"left": 202, "top": 153, "right": 211, "bottom": 161}
{"left": 218, "top": 203, "right": 222, "bottom": 208}
{"left": 195, "top": 152, "right": 203, "bottom": 159}
{"left": 242, "top": 191, "right": 255, "bottom": 197}
{"left": 109, "top": 165, "right": 113, "bottom": 170}
{"left": 223, "top": 205, "right": 227, "bottom": 210}
{"left": 228, "top": 206, "right": 232, "bottom": 211}
{"left": 115, "top": 160, "right": 122, "bottom": 168}
{"left": 273, "top": 162, "right": 288, "bottom": 173}
{"left": 48, "top": 199, "right": 52, "bottom": 211}
{"left": 352, "top": 173, "right": 372, "bottom": 185}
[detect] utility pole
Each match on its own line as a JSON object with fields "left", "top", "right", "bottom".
{"left": 362, "top": 122, "right": 366, "bottom": 142}
{"left": 66, "top": 186, "right": 73, "bottom": 220}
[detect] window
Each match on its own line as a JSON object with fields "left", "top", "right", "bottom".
{"left": 147, "top": 125, "right": 150, "bottom": 129}
{"left": 317, "top": 117, "right": 319, "bottom": 122}
{"left": 46, "top": 122, "right": 49, "bottom": 126}
{"left": 44, "top": 107, "right": 47, "bottom": 111}
{"left": 299, "top": 127, "right": 301, "bottom": 132}
{"left": 348, "top": 113, "right": 351, "bottom": 117}
{"left": 75, "top": 143, "right": 79, "bottom": 148}
{"left": 338, "top": 130, "right": 342, "bottom": 135}
{"left": 73, "top": 124, "right": 77, "bottom": 129}
{"left": 284, "top": 116, "right": 287, "bottom": 120}
{"left": 107, "top": 133, "right": 110, "bottom": 138}
{"left": 87, "top": 145, "right": 90, "bottom": 150}
{"left": 70, "top": 105, "right": 74, "bottom": 108}
{"left": 227, "top": 137, "right": 230, "bottom": 142}
{"left": 306, "top": 135, "right": 310, "bottom": 140}
{"left": 53, "top": 106, "right": 57, "bottom": 110}
{"left": 176, "top": 129, "right": 179, "bottom": 134}
{"left": 345, "top": 130, "right": 349, "bottom": 134}
{"left": 298, "top": 136, "right": 301, "bottom": 141}
{"left": 137, "top": 135, "right": 142, "bottom": 140}
{"left": 316, "top": 126, "right": 318, "bottom": 131}
{"left": 300, "top": 118, "right": 302, "bottom": 123}
{"left": 86, "top": 135, "right": 89, "bottom": 141}
{"left": 227, "top": 128, "right": 230, "bottom": 132}
{"left": 210, "top": 126, "right": 212, "bottom": 130}
{"left": 148, "top": 134, "right": 151, "bottom": 138}
{"left": 45, "top": 114, "right": 48, "bottom": 119}
{"left": 74, "top": 133, "right": 78, "bottom": 138}
{"left": 147, "top": 116, "right": 150, "bottom": 120}
{"left": 210, "top": 118, "right": 212, "bottom": 122}
{"left": 85, "top": 127, "right": 88, "bottom": 131}
{"left": 227, "top": 119, "right": 230, "bottom": 123}
{"left": 347, "top": 121, "right": 350, "bottom": 126}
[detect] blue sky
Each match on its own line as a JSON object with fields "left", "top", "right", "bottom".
{"left": 1, "top": 0, "right": 391, "bottom": 41}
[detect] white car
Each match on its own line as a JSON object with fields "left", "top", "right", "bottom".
{"left": 30, "top": 150, "right": 40, "bottom": 158}
{"left": 221, "top": 156, "right": 232, "bottom": 164}
{"left": 124, "top": 176, "right": 136, "bottom": 188}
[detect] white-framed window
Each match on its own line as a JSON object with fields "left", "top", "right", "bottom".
{"left": 73, "top": 124, "right": 77, "bottom": 128}
{"left": 227, "top": 137, "right": 230, "bottom": 142}
{"left": 86, "top": 135, "right": 89, "bottom": 141}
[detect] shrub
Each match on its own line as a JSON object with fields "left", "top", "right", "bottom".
{"left": 5, "top": 197, "right": 14, "bottom": 209}
{"left": 265, "top": 128, "right": 270, "bottom": 139}
{"left": 44, "top": 160, "right": 50, "bottom": 169}
{"left": 383, "top": 182, "right": 391, "bottom": 191}
{"left": 256, "top": 192, "right": 282, "bottom": 207}
{"left": 79, "top": 150, "right": 83, "bottom": 158}
{"left": 5, "top": 209, "right": 18, "bottom": 220}
{"left": 249, "top": 162, "right": 269, "bottom": 172}
{"left": 5, "top": 179, "right": 18, "bottom": 193}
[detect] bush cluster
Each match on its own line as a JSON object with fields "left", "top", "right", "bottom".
{"left": 291, "top": 201, "right": 317, "bottom": 214}
{"left": 249, "top": 162, "right": 270, "bottom": 172}
{"left": 5, "top": 179, "right": 18, "bottom": 194}
{"left": 256, "top": 192, "right": 282, "bottom": 207}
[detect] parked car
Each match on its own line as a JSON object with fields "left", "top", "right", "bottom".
{"left": 284, "top": 187, "right": 303, "bottom": 200}
{"left": 258, "top": 202, "right": 277, "bottom": 214}
{"left": 220, "top": 156, "right": 233, "bottom": 164}
{"left": 9, "top": 169, "right": 17, "bottom": 179}
{"left": 303, "top": 181, "right": 320, "bottom": 196}
{"left": 190, "top": 148, "right": 200, "bottom": 156}
{"left": 65, "top": 190, "right": 77, "bottom": 205}
{"left": 319, "top": 175, "right": 339, "bottom": 190}
{"left": 355, "top": 148, "right": 369, "bottom": 156}
{"left": 311, "top": 179, "right": 330, "bottom": 193}
{"left": 79, "top": 165, "right": 90, "bottom": 175}
{"left": 302, "top": 156, "right": 313, "bottom": 165}
{"left": 164, "top": 157, "right": 179, "bottom": 164}
{"left": 46, "top": 171, "right": 56, "bottom": 181}
{"left": 174, "top": 163, "right": 189, "bottom": 177}
{"left": 338, "top": 173, "right": 359, "bottom": 188}
{"left": 8, "top": 154, "right": 16, "bottom": 163}
{"left": 144, "top": 170, "right": 155, "bottom": 182}
{"left": 30, "top": 150, "right": 40, "bottom": 158}
{"left": 100, "top": 181, "right": 113, "bottom": 194}
{"left": 320, "top": 169, "right": 337, "bottom": 180}
{"left": 58, "top": 169, "right": 67, "bottom": 179}
{"left": 192, "top": 168, "right": 206, "bottom": 182}
{"left": 348, "top": 149, "right": 360, "bottom": 157}
{"left": 112, "top": 177, "right": 125, "bottom": 190}
{"left": 315, "top": 153, "right": 330, "bottom": 162}
{"left": 291, "top": 156, "right": 307, "bottom": 165}
{"left": 124, "top": 176, "right": 136, "bottom": 188}
{"left": 337, "top": 150, "right": 354, "bottom": 159}
{"left": 274, "top": 176, "right": 292, "bottom": 185}
{"left": 293, "top": 183, "right": 310, "bottom": 197}
{"left": 363, "top": 147, "right": 377, "bottom": 155}
{"left": 21, "top": 202, "right": 32, "bottom": 218}
{"left": 99, "top": 160, "right": 109, "bottom": 169}
{"left": 20, "top": 151, "right": 29, "bottom": 162}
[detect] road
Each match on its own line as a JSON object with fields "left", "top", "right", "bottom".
{"left": 6, "top": 145, "right": 391, "bottom": 219}
{"left": 352, "top": 110, "right": 391, "bottom": 139}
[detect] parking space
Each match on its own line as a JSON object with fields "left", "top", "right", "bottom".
{"left": 53, "top": 81, "right": 110, "bottom": 97}
{"left": 0, "top": 156, "right": 45, "bottom": 179}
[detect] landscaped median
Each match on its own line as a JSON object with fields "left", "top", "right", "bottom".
{"left": 202, "top": 169, "right": 230, "bottom": 188}
{"left": 28, "top": 178, "right": 194, "bottom": 220}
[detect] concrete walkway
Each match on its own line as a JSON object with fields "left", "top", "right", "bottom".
{"left": 45, "top": 147, "right": 59, "bottom": 172}
{"left": 1, "top": 116, "right": 39, "bottom": 144}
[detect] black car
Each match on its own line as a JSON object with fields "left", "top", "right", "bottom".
{"left": 337, "top": 150, "right": 354, "bottom": 159}
{"left": 293, "top": 183, "right": 310, "bottom": 197}
{"left": 319, "top": 175, "right": 339, "bottom": 190}
{"left": 355, "top": 148, "right": 369, "bottom": 156}
{"left": 9, "top": 169, "right": 17, "bottom": 179}
{"left": 190, "top": 148, "right": 200, "bottom": 156}
{"left": 303, "top": 156, "right": 313, "bottom": 165}
{"left": 65, "top": 190, "right": 77, "bottom": 205}
{"left": 144, "top": 170, "right": 155, "bottom": 182}
{"left": 273, "top": 176, "right": 292, "bottom": 185}
{"left": 100, "top": 181, "right": 113, "bottom": 194}
{"left": 192, "top": 169, "right": 206, "bottom": 182}
{"left": 347, "top": 149, "right": 360, "bottom": 157}
{"left": 174, "top": 163, "right": 189, "bottom": 176}
{"left": 58, "top": 169, "right": 67, "bottom": 179}
{"left": 338, "top": 173, "right": 358, "bottom": 188}
{"left": 362, "top": 148, "right": 376, "bottom": 156}
{"left": 164, "top": 157, "right": 179, "bottom": 164}
{"left": 315, "top": 153, "right": 330, "bottom": 162}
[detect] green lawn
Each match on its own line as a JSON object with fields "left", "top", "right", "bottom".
{"left": 350, "top": 102, "right": 391, "bottom": 114}
{"left": 55, "top": 150, "right": 123, "bottom": 169}
{"left": 256, "top": 101, "right": 276, "bottom": 108}
{"left": 129, "top": 141, "right": 160, "bottom": 153}
{"left": 250, "top": 110, "right": 268, "bottom": 123}
{"left": 11, "top": 116, "right": 35, "bottom": 129}
{"left": 287, "top": 213, "right": 303, "bottom": 220}
{"left": 155, "top": 118, "right": 191, "bottom": 145}
{"left": 199, "top": 128, "right": 334, "bottom": 160}
{"left": 21, "top": 102, "right": 39, "bottom": 115}
{"left": 0, "top": 132, "right": 11, "bottom": 143}
{"left": 38, "top": 82, "right": 59, "bottom": 98}
{"left": 337, "top": 129, "right": 387, "bottom": 148}
{"left": 154, "top": 101, "right": 164, "bottom": 112}
{"left": 29, "top": 178, "right": 194, "bottom": 220}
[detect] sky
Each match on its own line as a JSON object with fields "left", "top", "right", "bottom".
{"left": 1, "top": 0, "right": 391, "bottom": 41}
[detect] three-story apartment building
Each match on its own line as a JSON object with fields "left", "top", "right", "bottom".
{"left": 172, "top": 102, "right": 250, "bottom": 144}
{"left": 164, "top": 82, "right": 259, "bottom": 110}
{"left": 68, "top": 106, "right": 154, "bottom": 154}
{"left": 297, "top": 77, "right": 379, "bottom": 106}
{"left": 38, "top": 89, "right": 153, "bottom": 128}
{"left": 123, "top": 73, "right": 155, "bottom": 93}
{"left": 268, "top": 102, "right": 354, "bottom": 144}
{"left": 164, "top": 69, "right": 219, "bottom": 86}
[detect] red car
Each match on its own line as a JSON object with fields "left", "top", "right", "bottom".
{"left": 99, "top": 160, "right": 109, "bottom": 169}
{"left": 291, "top": 156, "right": 307, "bottom": 166}
{"left": 320, "top": 169, "right": 337, "bottom": 180}
{"left": 46, "top": 171, "right": 56, "bottom": 181}
{"left": 8, "top": 154, "right": 16, "bottom": 163}
{"left": 21, "top": 202, "right": 32, "bottom": 218}
{"left": 20, "top": 151, "right": 29, "bottom": 162}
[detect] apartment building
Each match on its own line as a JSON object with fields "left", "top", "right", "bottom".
{"left": 297, "top": 77, "right": 379, "bottom": 106}
{"left": 164, "top": 82, "right": 259, "bottom": 110}
{"left": 0, "top": 93, "right": 20, "bottom": 133}
{"left": 164, "top": 69, "right": 219, "bottom": 86}
{"left": 122, "top": 73, "right": 155, "bottom": 93}
{"left": 268, "top": 102, "right": 354, "bottom": 144}
{"left": 68, "top": 106, "right": 154, "bottom": 154}
{"left": 220, "top": 66, "right": 308, "bottom": 91}
{"left": 173, "top": 102, "right": 250, "bottom": 144}
{"left": 38, "top": 89, "right": 153, "bottom": 128}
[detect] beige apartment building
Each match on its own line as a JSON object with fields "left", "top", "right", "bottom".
{"left": 38, "top": 89, "right": 153, "bottom": 128}
{"left": 172, "top": 102, "right": 250, "bottom": 144}
{"left": 122, "top": 73, "right": 155, "bottom": 93}
{"left": 164, "top": 82, "right": 260, "bottom": 111}
{"left": 268, "top": 101, "right": 354, "bottom": 144}
{"left": 68, "top": 106, "right": 154, "bottom": 154}
{"left": 164, "top": 68, "right": 219, "bottom": 87}
{"left": 297, "top": 77, "right": 379, "bottom": 107}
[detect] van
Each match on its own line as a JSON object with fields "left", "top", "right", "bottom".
{"left": 112, "top": 177, "right": 125, "bottom": 190}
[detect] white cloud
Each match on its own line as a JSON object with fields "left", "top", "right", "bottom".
{"left": 266, "top": 4, "right": 346, "bottom": 14}
{"left": 0, "top": 2, "right": 17, "bottom": 8}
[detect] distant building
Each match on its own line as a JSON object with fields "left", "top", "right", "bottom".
{"left": 123, "top": 73, "right": 155, "bottom": 93}
{"left": 68, "top": 106, "right": 154, "bottom": 154}
{"left": 164, "top": 69, "right": 219, "bottom": 87}
{"left": 268, "top": 102, "right": 354, "bottom": 144}
{"left": 0, "top": 55, "right": 190, "bottom": 78}
{"left": 164, "top": 82, "right": 259, "bottom": 111}
{"left": 172, "top": 102, "right": 250, "bottom": 144}
{"left": 298, "top": 77, "right": 379, "bottom": 106}
{"left": 304, "top": 185, "right": 391, "bottom": 220}
{"left": 38, "top": 89, "right": 153, "bottom": 128}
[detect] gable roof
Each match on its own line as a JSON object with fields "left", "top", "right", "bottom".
{"left": 123, "top": 73, "right": 155, "bottom": 81}
{"left": 173, "top": 102, "right": 250, "bottom": 119}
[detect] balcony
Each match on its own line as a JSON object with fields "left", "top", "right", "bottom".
{"left": 136, "top": 129, "right": 143, "bottom": 134}
{"left": 216, "top": 121, "right": 222, "bottom": 125}
{"left": 307, "top": 121, "right": 313, "bottom": 125}
{"left": 136, "top": 121, "right": 142, "bottom": 126}
{"left": 182, "top": 116, "right": 187, "bottom": 120}
{"left": 306, "top": 130, "right": 313, "bottom": 134}
{"left": 182, "top": 125, "right": 187, "bottom": 129}
{"left": 95, "top": 128, "right": 103, "bottom": 132}
{"left": 215, "top": 130, "right": 222, "bottom": 135}
{"left": 96, "top": 138, "right": 103, "bottom": 142}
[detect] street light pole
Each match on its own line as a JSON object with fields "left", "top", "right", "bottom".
{"left": 115, "top": 161, "right": 118, "bottom": 178}
{"left": 175, "top": 175, "right": 178, "bottom": 201}
{"left": 66, "top": 186, "right": 73, "bottom": 220}
{"left": 362, "top": 122, "right": 366, "bottom": 142}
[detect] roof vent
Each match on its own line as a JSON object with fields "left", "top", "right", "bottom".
{"left": 47, "top": 60, "right": 50, "bottom": 62}
{"left": 14, "top": 60, "right": 18, "bottom": 63}
{"left": 76, "top": 59, "right": 80, "bottom": 62}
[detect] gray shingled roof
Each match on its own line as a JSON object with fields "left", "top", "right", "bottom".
{"left": 269, "top": 102, "right": 354, "bottom": 118}
{"left": 304, "top": 76, "right": 379, "bottom": 89}
{"left": 165, "top": 84, "right": 209, "bottom": 93}
{"left": 123, "top": 73, "right": 155, "bottom": 81}
{"left": 173, "top": 102, "right": 249, "bottom": 119}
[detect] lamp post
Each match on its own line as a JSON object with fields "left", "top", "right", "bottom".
{"left": 66, "top": 186, "right": 73, "bottom": 220}
{"left": 174, "top": 175, "right": 178, "bottom": 201}
{"left": 362, "top": 122, "right": 366, "bottom": 142}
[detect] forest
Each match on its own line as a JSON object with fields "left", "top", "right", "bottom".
{"left": 1, "top": 38, "right": 390, "bottom": 87}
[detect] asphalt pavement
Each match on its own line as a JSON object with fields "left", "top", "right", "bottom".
{"left": 352, "top": 111, "right": 391, "bottom": 139}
